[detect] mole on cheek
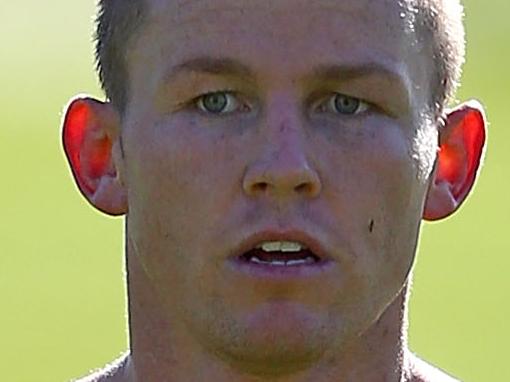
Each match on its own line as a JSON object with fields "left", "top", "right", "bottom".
{"left": 369, "top": 219, "right": 375, "bottom": 233}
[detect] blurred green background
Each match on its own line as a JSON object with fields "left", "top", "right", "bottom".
{"left": 0, "top": 1, "right": 508, "bottom": 381}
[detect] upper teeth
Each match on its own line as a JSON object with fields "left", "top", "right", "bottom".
{"left": 256, "top": 241, "right": 307, "bottom": 252}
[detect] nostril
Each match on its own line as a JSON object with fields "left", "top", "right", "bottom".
{"left": 295, "top": 182, "right": 310, "bottom": 193}
{"left": 252, "top": 182, "right": 315, "bottom": 195}
{"left": 243, "top": 164, "right": 322, "bottom": 197}
{"left": 255, "top": 183, "right": 268, "bottom": 192}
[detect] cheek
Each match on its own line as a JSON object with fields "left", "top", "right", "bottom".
{"left": 124, "top": 117, "right": 242, "bottom": 248}
{"left": 320, "top": 121, "right": 424, "bottom": 278}
{"left": 323, "top": 121, "right": 421, "bottom": 215}
{"left": 122, "top": 116, "right": 247, "bottom": 297}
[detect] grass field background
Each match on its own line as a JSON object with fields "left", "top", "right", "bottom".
{"left": 1, "top": 1, "right": 508, "bottom": 381}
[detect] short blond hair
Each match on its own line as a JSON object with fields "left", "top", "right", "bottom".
{"left": 403, "top": 0, "right": 466, "bottom": 115}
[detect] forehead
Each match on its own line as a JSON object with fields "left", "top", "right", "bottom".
{"left": 128, "top": 0, "right": 431, "bottom": 110}
{"left": 143, "top": 0, "right": 412, "bottom": 46}
{"left": 147, "top": 0, "right": 408, "bottom": 23}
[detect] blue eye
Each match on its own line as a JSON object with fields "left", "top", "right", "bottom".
{"left": 197, "top": 91, "right": 240, "bottom": 114}
{"left": 318, "top": 93, "right": 369, "bottom": 115}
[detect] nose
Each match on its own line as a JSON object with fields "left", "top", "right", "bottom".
{"left": 242, "top": 105, "right": 322, "bottom": 199}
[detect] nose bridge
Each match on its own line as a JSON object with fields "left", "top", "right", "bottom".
{"left": 263, "top": 89, "right": 306, "bottom": 148}
{"left": 265, "top": 90, "right": 300, "bottom": 130}
{"left": 242, "top": 90, "right": 321, "bottom": 199}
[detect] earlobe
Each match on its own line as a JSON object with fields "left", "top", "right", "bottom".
{"left": 62, "top": 96, "right": 127, "bottom": 216}
{"left": 423, "top": 100, "right": 486, "bottom": 221}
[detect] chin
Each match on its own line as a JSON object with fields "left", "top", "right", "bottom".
{"left": 199, "top": 300, "right": 344, "bottom": 377}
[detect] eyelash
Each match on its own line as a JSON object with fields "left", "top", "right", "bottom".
{"left": 190, "top": 90, "right": 371, "bottom": 116}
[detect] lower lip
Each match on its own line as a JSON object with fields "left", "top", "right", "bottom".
{"left": 226, "top": 256, "right": 336, "bottom": 280}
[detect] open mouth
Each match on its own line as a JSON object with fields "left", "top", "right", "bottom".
{"left": 228, "top": 237, "right": 334, "bottom": 278}
{"left": 239, "top": 242, "right": 321, "bottom": 267}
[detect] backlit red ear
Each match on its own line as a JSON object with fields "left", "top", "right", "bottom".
{"left": 62, "top": 96, "right": 127, "bottom": 216}
{"left": 423, "top": 101, "right": 486, "bottom": 221}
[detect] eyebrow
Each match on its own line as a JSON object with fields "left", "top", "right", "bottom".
{"left": 164, "top": 56, "right": 255, "bottom": 82}
{"left": 165, "top": 55, "right": 407, "bottom": 82}
{"left": 163, "top": 56, "right": 411, "bottom": 111}
{"left": 305, "top": 62, "right": 408, "bottom": 86}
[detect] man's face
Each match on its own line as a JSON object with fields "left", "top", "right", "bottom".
{"left": 121, "top": 0, "right": 436, "bottom": 372}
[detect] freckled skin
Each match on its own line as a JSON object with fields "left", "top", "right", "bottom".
{"left": 69, "top": 0, "right": 475, "bottom": 381}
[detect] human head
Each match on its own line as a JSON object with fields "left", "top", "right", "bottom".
{"left": 62, "top": 0, "right": 486, "bottom": 378}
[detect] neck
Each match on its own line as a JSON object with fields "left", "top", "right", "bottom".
{"left": 123, "top": 238, "right": 413, "bottom": 382}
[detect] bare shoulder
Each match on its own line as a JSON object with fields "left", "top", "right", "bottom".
{"left": 408, "top": 352, "right": 463, "bottom": 382}
{"left": 71, "top": 352, "right": 129, "bottom": 382}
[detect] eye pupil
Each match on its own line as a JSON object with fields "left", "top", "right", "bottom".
{"left": 203, "top": 92, "right": 228, "bottom": 113}
{"left": 334, "top": 94, "right": 360, "bottom": 114}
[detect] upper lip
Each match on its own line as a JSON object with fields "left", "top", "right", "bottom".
{"left": 230, "top": 228, "right": 332, "bottom": 261}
